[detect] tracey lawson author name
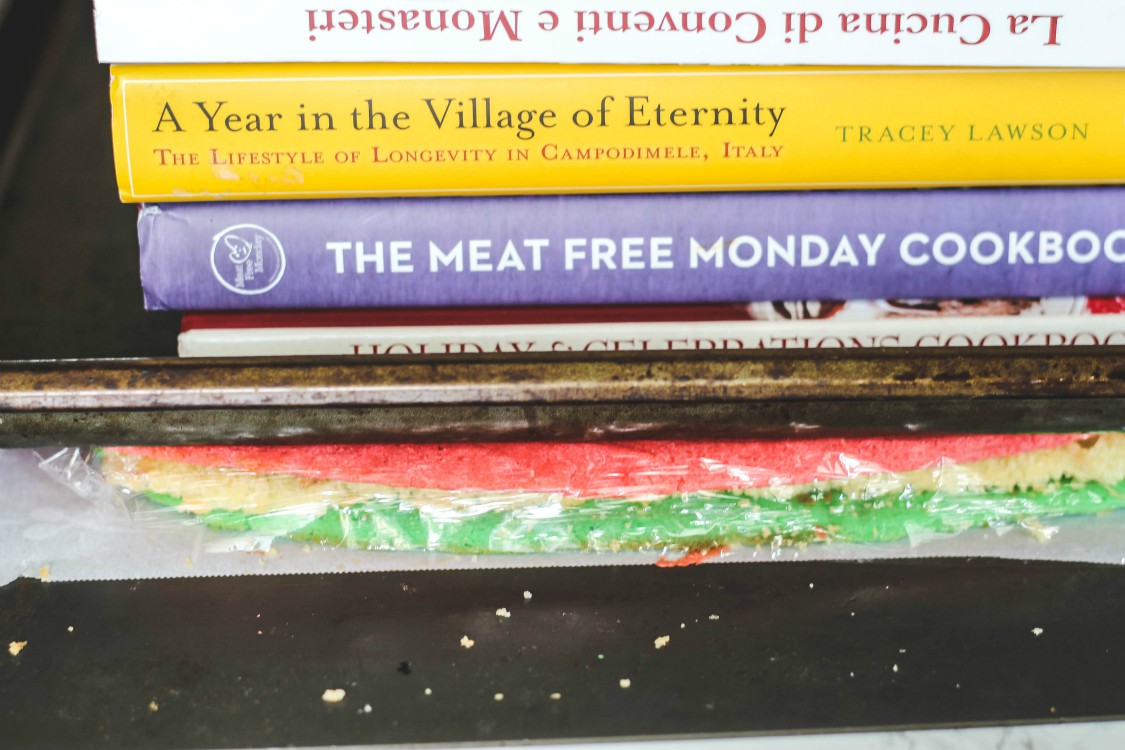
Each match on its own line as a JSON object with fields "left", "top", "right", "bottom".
{"left": 322, "top": 229, "right": 1125, "bottom": 275}
{"left": 837, "top": 121, "right": 1089, "bottom": 143}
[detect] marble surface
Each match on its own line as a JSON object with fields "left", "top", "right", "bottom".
{"left": 274, "top": 721, "right": 1125, "bottom": 750}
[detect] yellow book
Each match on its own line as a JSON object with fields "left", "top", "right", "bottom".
{"left": 110, "top": 63, "right": 1125, "bottom": 202}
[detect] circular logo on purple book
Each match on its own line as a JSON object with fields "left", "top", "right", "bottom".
{"left": 210, "top": 224, "right": 286, "bottom": 295}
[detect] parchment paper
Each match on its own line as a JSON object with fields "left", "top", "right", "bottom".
{"left": 4, "top": 447, "right": 1125, "bottom": 586}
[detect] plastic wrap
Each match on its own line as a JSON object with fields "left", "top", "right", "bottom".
{"left": 46, "top": 433, "right": 1125, "bottom": 559}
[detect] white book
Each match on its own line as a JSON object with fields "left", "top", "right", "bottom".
{"left": 179, "top": 305, "right": 1125, "bottom": 357}
{"left": 92, "top": 0, "right": 1124, "bottom": 66}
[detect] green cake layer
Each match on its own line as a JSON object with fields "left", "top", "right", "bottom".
{"left": 135, "top": 478, "right": 1125, "bottom": 554}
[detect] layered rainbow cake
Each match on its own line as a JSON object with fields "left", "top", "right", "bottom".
{"left": 96, "top": 433, "right": 1125, "bottom": 554}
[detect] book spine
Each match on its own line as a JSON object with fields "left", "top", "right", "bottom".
{"left": 138, "top": 189, "right": 1125, "bottom": 310}
{"left": 110, "top": 64, "right": 1125, "bottom": 202}
{"left": 93, "top": 0, "right": 1123, "bottom": 67}
{"left": 180, "top": 304, "right": 762, "bottom": 330}
{"left": 178, "top": 315, "right": 1125, "bottom": 357}
{"left": 179, "top": 297, "right": 1103, "bottom": 331}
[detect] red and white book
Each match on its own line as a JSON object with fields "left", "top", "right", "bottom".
{"left": 178, "top": 297, "right": 1125, "bottom": 357}
{"left": 92, "top": 0, "right": 1120, "bottom": 67}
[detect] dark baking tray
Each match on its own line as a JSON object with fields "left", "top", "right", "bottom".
{"left": 5, "top": 559, "right": 1125, "bottom": 749}
{"left": 1, "top": 4, "right": 1122, "bottom": 445}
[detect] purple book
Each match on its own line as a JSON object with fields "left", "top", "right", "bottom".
{"left": 138, "top": 188, "right": 1125, "bottom": 310}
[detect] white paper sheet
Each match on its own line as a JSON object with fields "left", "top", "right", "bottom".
{"left": 5, "top": 447, "right": 1125, "bottom": 586}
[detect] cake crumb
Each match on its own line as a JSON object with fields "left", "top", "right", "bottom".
{"left": 550, "top": 692, "right": 562, "bottom": 700}
{"left": 66, "top": 626, "right": 74, "bottom": 633}
{"left": 809, "top": 583, "right": 814, "bottom": 589}
{"left": 1021, "top": 518, "right": 1056, "bottom": 542}
{"left": 493, "top": 693, "right": 504, "bottom": 701}
{"left": 708, "top": 614, "right": 720, "bottom": 621}
{"left": 892, "top": 664, "right": 899, "bottom": 673}
{"left": 322, "top": 689, "right": 346, "bottom": 703}
{"left": 523, "top": 590, "right": 533, "bottom": 600}
{"left": 424, "top": 688, "right": 432, "bottom": 696}
{"left": 654, "top": 635, "right": 671, "bottom": 649}
{"left": 597, "top": 654, "right": 604, "bottom": 660}
{"left": 496, "top": 608, "right": 511, "bottom": 618}
{"left": 39, "top": 566, "right": 50, "bottom": 581}
{"left": 8, "top": 641, "right": 26, "bottom": 656}
{"left": 680, "top": 623, "right": 686, "bottom": 629}
{"left": 460, "top": 635, "right": 475, "bottom": 649}
{"left": 148, "top": 701, "right": 159, "bottom": 713}
{"left": 619, "top": 678, "right": 631, "bottom": 689}
{"left": 1032, "top": 627, "right": 1044, "bottom": 637}
{"left": 363, "top": 704, "right": 372, "bottom": 714}
{"left": 899, "top": 648, "right": 907, "bottom": 653}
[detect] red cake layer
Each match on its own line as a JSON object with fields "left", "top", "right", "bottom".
{"left": 113, "top": 435, "right": 1082, "bottom": 498}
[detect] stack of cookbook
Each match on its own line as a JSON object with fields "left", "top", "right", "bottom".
{"left": 92, "top": 0, "right": 1125, "bottom": 356}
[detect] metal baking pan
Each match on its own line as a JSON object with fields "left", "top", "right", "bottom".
{"left": 2, "top": 348, "right": 1124, "bottom": 445}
